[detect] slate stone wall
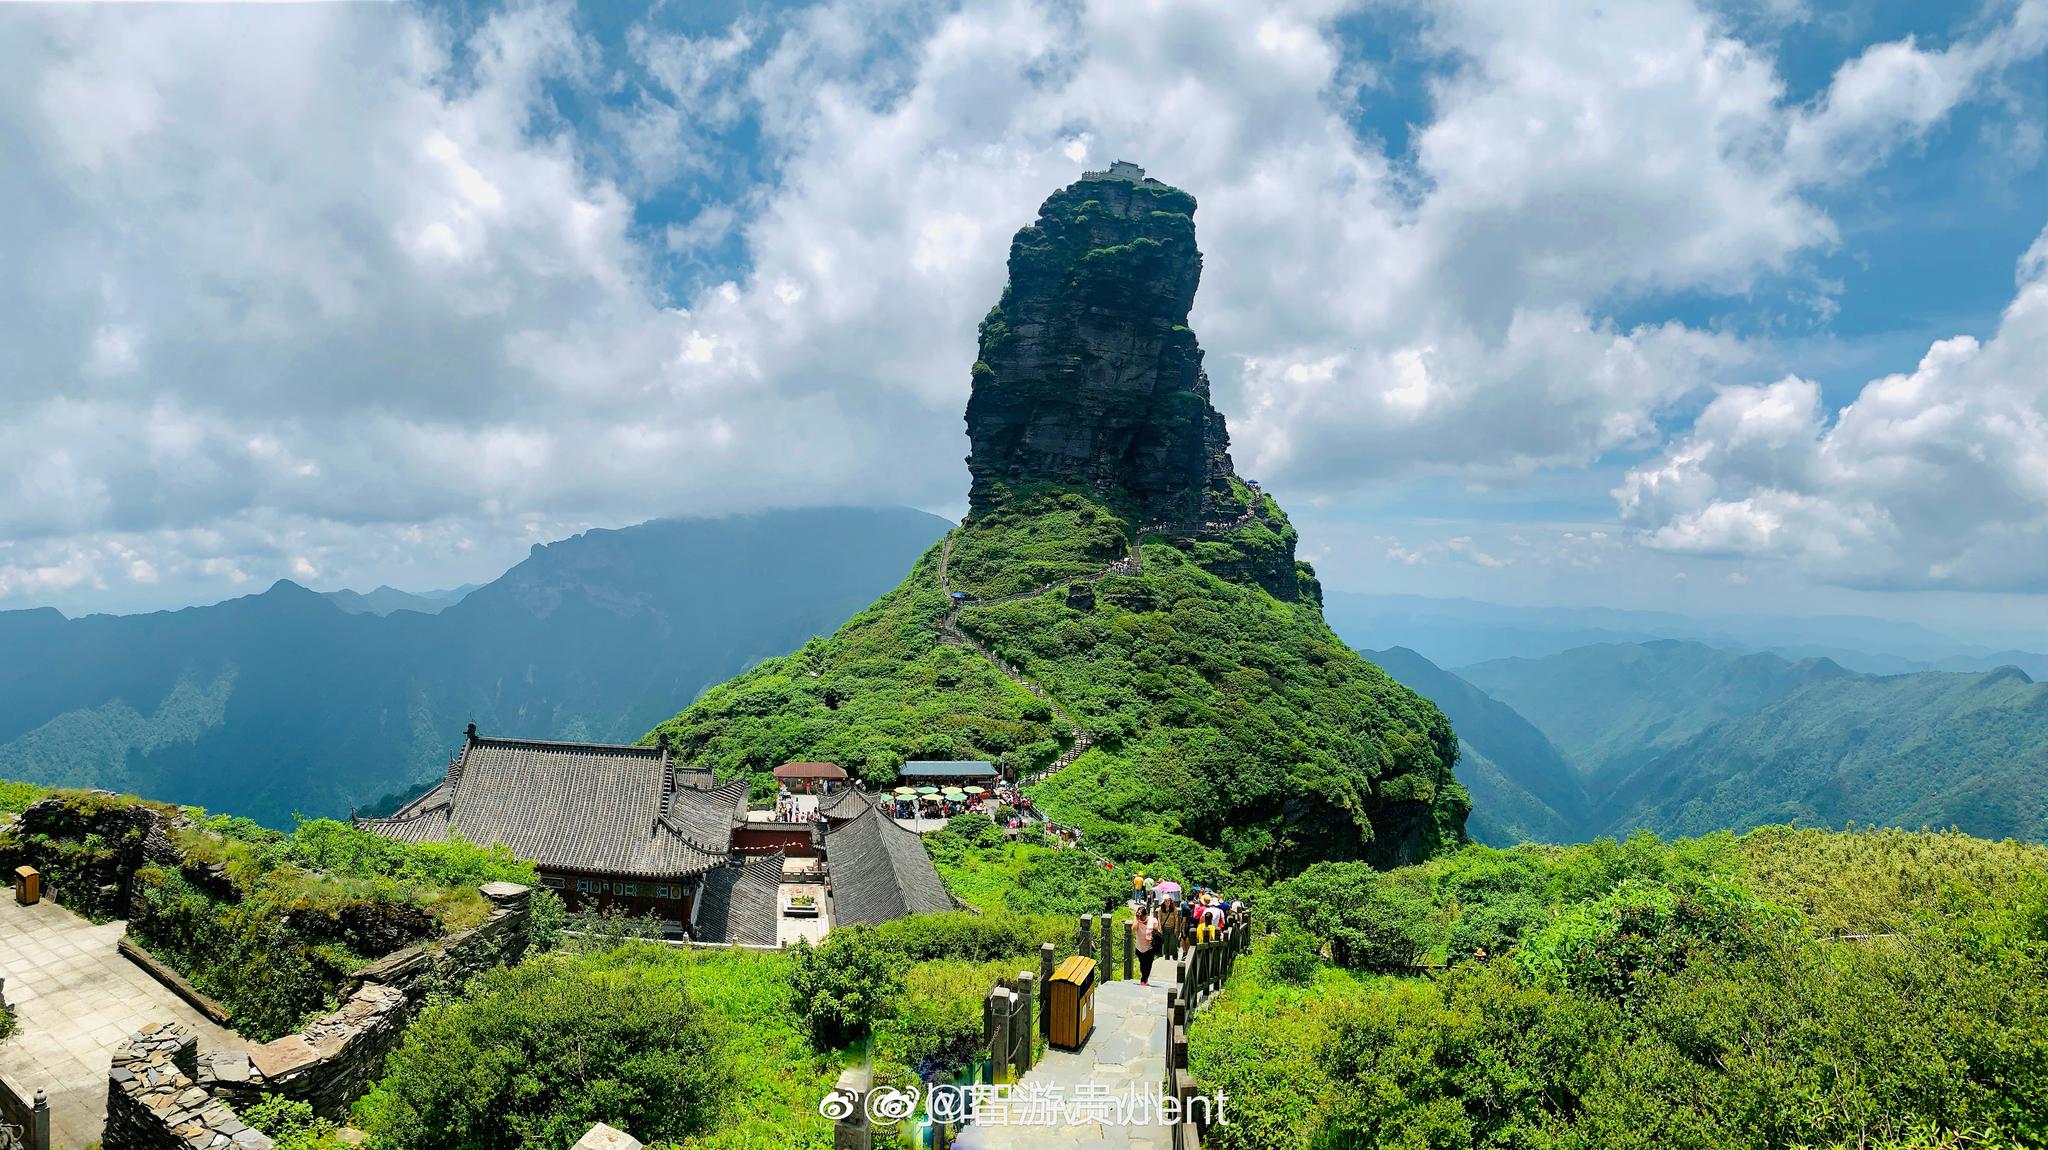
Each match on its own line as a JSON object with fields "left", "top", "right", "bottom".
{"left": 105, "top": 1024, "right": 272, "bottom": 1150}
{"left": 105, "top": 882, "right": 533, "bottom": 1142}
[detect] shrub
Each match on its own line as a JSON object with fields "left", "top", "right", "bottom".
{"left": 788, "top": 926, "right": 906, "bottom": 1046}
{"left": 1515, "top": 876, "right": 1792, "bottom": 1001}
{"left": 355, "top": 945, "right": 730, "bottom": 1150}
{"left": 1265, "top": 925, "right": 1323, "bottom": 986}
{"left": 241, "top": 1097, "right": 344, "bottom": 1150}
{"left": 869, "top": 910, "right": 1068, "bottom": 963}
{"left": 1263, "top": 861, "right": 1437, "bottom": 970}
{"left": 875, "top": 957, "right": 1022, "bottom": 1078}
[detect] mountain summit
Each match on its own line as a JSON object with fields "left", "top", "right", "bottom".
{"left": 966, "top": 162, "right": 1248, "bottom": 531}
{"left": 656, "top": 168, "right": 1467, "bottom": 878}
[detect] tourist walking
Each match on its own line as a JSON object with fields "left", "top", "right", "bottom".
{"left": 1134, "top": 905, "right": 1160, "bottom": 985}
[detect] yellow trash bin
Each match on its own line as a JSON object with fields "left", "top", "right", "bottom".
{"left": 15, "top": 865, "right": 41, "bottom": 905}
{"left": 1048, "top": 955, "right": 1097, "bottom": 1050}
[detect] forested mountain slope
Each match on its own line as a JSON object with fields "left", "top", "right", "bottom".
{"left": 1599, "top": 665, "right": 2048, "bottom": 841}
{"left": 1460, "top": 640, "right": 1851, "bottom": 776}
{"left": 1364, "top": 646, "right": 1585, "bottom": 846}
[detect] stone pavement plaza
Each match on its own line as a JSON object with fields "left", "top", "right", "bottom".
{"left": 1, "top": 894, "right": 242, "bottom": 1150}
{"left": 955, "top": 962, "right": 1178, "bottom": 1150}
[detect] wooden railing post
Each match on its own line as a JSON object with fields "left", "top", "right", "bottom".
{"left": 1014, "top": 971, "right": 1036, "bottom": 1074}
{"left": 1100, "top": 912, "right": 1113, "bottom": 977}
{"left": 1123, "top": 919, "right": 1134, "bottom": 982}
{"left": 1039, "top": 942, "right": 1056, "bottom": 1039}
{"left": 988, "top": 986, "right": 1015, "bottom": 1082}
{"left": 1079, "top": 914, "right": 1094, "bottom": 960}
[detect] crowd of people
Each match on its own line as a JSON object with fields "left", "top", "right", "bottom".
{"left": 772, "top": 791, "right": 827, "bottom": 823}
{"left": 1126, "top": 873, "right": 1243, "bottom": 986}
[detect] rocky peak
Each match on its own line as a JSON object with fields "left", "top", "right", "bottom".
{"left": 964, "top": 164, "right": 1250, "bottom": 527}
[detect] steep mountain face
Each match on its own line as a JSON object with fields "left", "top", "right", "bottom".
{"left": 965, "top": 165, "right": 1254, "bottom": 540}
{"left": 1601, "top": 666, "right": 2048, "bottom": 841}
{"left": 655, "top": 170, "right": 1467, "bottom": 879}
{"left": 1365, "top": 647, "right": 1585, "bottom": 846}
{"left": 0, "top": 508, "right": 947, "bottom": 825}
{"left": 1460, "top": 640, "right": 1851, "bottom": 778}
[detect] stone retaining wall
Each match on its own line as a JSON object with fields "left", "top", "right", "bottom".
{"left": 103, "top": 882, "right": 533, "bottom": 1146}
{"left": 106, "top": 1024, "right": 272, "bottom": 1150}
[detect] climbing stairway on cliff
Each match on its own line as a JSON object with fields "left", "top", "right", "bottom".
{"left": 934, "top": 523, "right": 1170, "bottom": 786}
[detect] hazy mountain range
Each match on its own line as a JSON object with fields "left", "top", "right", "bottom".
{"left": 1325, "top": 591, "right": 2048, "bottom": 678}
{"left": 1356, "top": 640, "right": 2048, "bottom": 846}
{"left": 0, "top": 508, "right": 949, "bottom": 826}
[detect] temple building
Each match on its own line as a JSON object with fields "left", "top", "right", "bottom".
{"left": 356, "top": 725, "right": 953, "bottom": 943}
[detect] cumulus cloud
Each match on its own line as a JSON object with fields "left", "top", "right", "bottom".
{"left": 0, "top": 0, "right": 2040, "bottom": 609}
{"left": 1618, "top": 225, "right": 2048, "bottom": 589}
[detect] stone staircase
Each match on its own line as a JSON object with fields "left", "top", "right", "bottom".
{"left": 934, "top": 528, "right": 1162, "bottom": 785}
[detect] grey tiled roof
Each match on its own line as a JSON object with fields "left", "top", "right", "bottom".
{"left": 897, "top": 760, "right": 998, "bottom": 779}
{"left": 693, "top": 853, "right": 784, "bottom": 946}
{"left": 823, "top": 805, "right": 955, "bottom": 925}
{"left": 358, "top": 733, "right": 745, "bottom": 880}
{"left": 815, "top": 787, "right": 871, "bottom": 822}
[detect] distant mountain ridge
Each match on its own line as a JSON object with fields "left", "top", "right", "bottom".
{"left": 323, "top": 584, "right": 481, "bottom": 616}
{"left": 1363, "top": 646, "right": 1585, "bottom": 846}
{"left": 0, "top": 508, "right": 949, "bottom": 826}
{"left": 1324, "top": 591, "right": 2048, "bottom": 676}
{"left": 1365, "top": 639, "right": 2048, "bottom": 846}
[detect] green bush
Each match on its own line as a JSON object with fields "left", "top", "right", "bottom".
{"left": 241, "top": 1097, "right": 344, "bottom": 1150}
{"left": 788, "top": 926, "right": 906, "bottom": 1046}
{"left": 1191, "top": 827, "right": 2048, "bottom": 1150}
{"left": 0, "top": 777, "right": 47, "bottom": 814}
{"left": 1514, "top": 876, "right": 1792, "bottom": 1002}
{"left": 875, "top": 957, "right": 1021, "bottom": 1078}
{"left": 355, "top": 944, "right": 730, "bottom": 1150}
{"left": 869, "top": 910, "right": 1069, "bottom": 963}
{"left": 1263, "top": 861, "right": 1437, "bottom": 970}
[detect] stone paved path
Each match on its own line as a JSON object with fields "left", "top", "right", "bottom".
{"left": 955, "top": 962, "right": 1177, "bottom": 1150}
{"left": 0, "top": 895, "right": 242, "bottom": 1150}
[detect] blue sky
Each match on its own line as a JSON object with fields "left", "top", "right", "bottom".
{"left": 0, "top": 0, "right": 2043, "bottom": 641}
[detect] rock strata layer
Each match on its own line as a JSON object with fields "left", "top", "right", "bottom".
{"left": 965, "top": 162, "right": 1251, "bottom": 529}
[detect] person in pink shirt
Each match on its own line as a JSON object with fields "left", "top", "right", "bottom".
{"left": 1133, "top": 905, "right": 1160, "bottom": 985}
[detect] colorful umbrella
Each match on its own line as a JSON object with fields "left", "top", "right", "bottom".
{"left": 1155, "top": 881, "right": 1182, "bottom": 896}
{"left": 893, "top": 786, "right": 917, "bottom": 795}
{"left": 916, "top": 786, "right": 940, "bottom": 795}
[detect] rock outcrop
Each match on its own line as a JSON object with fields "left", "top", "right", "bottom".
{"left": 965, "top": 162, "right": 1251, "bottom": 529}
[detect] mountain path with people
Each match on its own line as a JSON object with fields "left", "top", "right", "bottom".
{"left": 952, "top": 958, "right": 1181, "bottom": 1150}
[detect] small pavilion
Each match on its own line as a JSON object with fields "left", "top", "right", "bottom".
{"left": 773, "top": 761, "right": 849, "bottom": 794}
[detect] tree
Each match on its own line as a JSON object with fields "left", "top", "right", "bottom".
{"left": 788, "top": 925, "right": 907, "bottom": 1046}
{"left": 355, "top": 945, "right": 729, "bottom": 1150}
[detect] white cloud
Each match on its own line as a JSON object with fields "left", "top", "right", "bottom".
{"left": 1618, "top": 225, "right": 2048, "bottom": 589}
{"left": 0, "top": 0, "right": 2041, "bottom": 609}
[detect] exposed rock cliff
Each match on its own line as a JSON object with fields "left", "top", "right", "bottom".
{"left": 965, "top": 163, "right": 1250, "bottom": 530}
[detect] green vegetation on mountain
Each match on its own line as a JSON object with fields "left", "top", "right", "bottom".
{"left": 1192, "top": 826, "right": 2048, "bottom": 1150}
{"left": 1603, "top": 666, "right": 2048, "bottom": 842}
{"left": 656, "top": 488, "right": 1465, "bottom": 878}
{"left": 1365, "top": 646, "right": 1585, "bottom": 846}
{"left": 1460, "top": 640, "right": 1849, "bottom": 778}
